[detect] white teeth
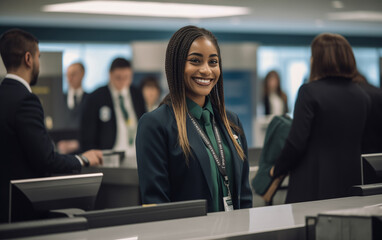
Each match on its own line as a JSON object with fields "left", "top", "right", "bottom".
{"left": 194, "top": 78, "right": 211, "bottom": 84}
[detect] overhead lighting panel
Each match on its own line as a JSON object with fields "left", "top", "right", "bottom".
{"left": 328, "top": 11, "right": 382, "bottom": 21}
{"left": 43, "top": 1, "right": 250, "bottom": 19}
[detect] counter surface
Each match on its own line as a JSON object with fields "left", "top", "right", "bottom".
{"left": 13, "top": 194, "right": 382, "bottom": 240}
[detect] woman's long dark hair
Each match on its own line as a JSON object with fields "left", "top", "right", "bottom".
{"left": 309, "top": 33, "right": 357, "bottom": 82}
{"left": 163, "top": 25, "right": 245, "bottom": 164}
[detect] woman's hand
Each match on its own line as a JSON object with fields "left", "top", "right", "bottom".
{"left": 269, "top": 166, "right": 275, "bottom": 177}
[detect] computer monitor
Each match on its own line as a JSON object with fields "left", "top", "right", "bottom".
{"left": 9, "top": 173, "right": 103, "bottom": 222}
{"left": 75, "top": 199, "right": 207, "bottom": 229}
{"left": 361, "top": 153, "right": 382, "bottom": 185}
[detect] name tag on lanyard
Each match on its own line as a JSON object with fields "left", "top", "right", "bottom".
{"left": 223, "top": 196, "right": 234, "bottom": 211}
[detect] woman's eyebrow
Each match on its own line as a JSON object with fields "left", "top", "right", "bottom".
{"left": 188, "top": 52, "right": 218, "bottom": 57}
{"left": 188, "top": 52, "right": 202, "bottom": 57}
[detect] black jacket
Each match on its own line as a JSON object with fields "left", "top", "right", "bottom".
{"left": 0, "top": 78, "right": 81, "bottom": 222}
{"left": 358, "top": 83, "right": 382, "bottom": 154}
{"left": 80, "top": 85, "right": 146, "bottom": 151}
{"left": 274, "top": 77, "right": 370, "bottom": 203}
{"left": 136, "top": 104, "right": 252, "bottom": 212}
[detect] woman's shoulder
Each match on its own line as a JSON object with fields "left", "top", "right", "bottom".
{"left": 225, "top": 109, "right": 240, "bottom": 125}
{"left": 211, "top": 106, "right": 241, "bottom": 127}
{"left": 297, "top": 82, "right": 321, "bottom": 97}
{"left": 300, "top": 81, "right": 317, "bottom": 90}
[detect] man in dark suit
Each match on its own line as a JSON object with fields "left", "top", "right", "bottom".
{"left": 0, "top": 29, "right": 103, "bottom": 222}
{"left": 81, "top": 58, "right": 146, "bottom": 167}
{"left": 63, "top": 62, "right": 88, "bottom": 129}
{"left": 56, "top": 62, "right": 89, "bottom": 154}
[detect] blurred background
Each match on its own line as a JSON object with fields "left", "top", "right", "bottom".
{"left": 1, "top": 0, "right": 382, "bottom": 209}
{"left": 0, "top": 0, "right": 382, "bottom": 147}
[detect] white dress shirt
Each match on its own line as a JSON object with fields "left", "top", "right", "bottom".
{"left": 269, "top": 92, "right": 285, "bottom": 116}
{"left": 67, "top": 87, "right": 84, "bottom": 110}
{"left": 5, "top": 74, "right": 32, "bottom": 93}
{"left": 109, "top": 84, "right": 138, "bottom": 168}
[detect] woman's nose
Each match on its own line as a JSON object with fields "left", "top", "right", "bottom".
{"left": 199, "top": 63, "right": 212, "bottom": 75}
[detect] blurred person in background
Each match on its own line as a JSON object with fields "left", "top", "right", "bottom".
{"left": 56, "top": 62, "right": 88, "bottom": 154}
{"left": 262, "top": 70, "right": 288, "bottom": 116}
{"left": 136, "top": 26, "right": 252, "bottom": 212}
{"left": 64, "top": 62, "right": 88, "bottom": 127}
{"left": 270, "top": 33, "right": 370, "bottom": 203}
{"left": 140, "top": 75, "right": 162, "bottom": 112}
{"left": 81, "top": 58, "right": 146, "bottom": 167}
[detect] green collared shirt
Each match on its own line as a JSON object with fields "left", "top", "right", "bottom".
{"left": 186, "top": 97, "right": 234, "bottom": 212}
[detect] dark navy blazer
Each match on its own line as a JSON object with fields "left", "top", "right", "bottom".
{"left": 0, "top": 78, "right": 81, "bottom": 222}
{"left": 80, "top": 85, "right": 146, "bottom": 151}
{"left": 136, "top": 104, "right": 252, "bottom": 212}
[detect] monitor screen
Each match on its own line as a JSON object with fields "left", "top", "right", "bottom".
{"left": 361, "top": 153, "right": 382, "bottom": 185}
{"left": 9, "top": 173, "right": 103, "bottom": 222}
{"left": 75, "top": 199, "right": 207, "bottom": 229}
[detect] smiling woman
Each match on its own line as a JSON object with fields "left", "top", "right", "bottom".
{"left": 135, "top": 25, "right": 252, "bottom": 213}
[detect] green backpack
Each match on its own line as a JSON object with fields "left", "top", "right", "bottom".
{"left": 252, "top": 115, "right": 292, "bottom": 196}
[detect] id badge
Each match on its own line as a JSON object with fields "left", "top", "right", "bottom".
{"left": 223, "top": 196, "right": 234, "bottom": 211}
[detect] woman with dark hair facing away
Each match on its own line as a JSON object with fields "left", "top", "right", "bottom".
{"left": 263, "top": 70, "right": 288, "bottom": 115}
{"left": 136, "top": 26, "right": 252, "bottom": 212}
{"left": 270, "top": 33, "right": 370, "bottom": 203}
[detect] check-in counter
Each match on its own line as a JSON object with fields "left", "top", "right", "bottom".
{"left": 84, "top": 148, "right": 285, "bottom": 210}
{"left": 10, "top": 194, "right": 382, "bottom": 240}
{"left": 81, "top": 167, "right": 140, "bottom": 209}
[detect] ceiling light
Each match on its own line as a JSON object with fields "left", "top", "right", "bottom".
{"left": 42, "top": 1, "right": 250, "bottom": 19}
{"left": 331, "top": 1, "right": 344, "bottom": 9}
{"left": 328, "top": 11, "right": 382, "bottom": 21}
